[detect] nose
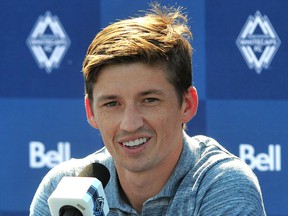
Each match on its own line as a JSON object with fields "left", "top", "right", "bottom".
{"left": 119, "top": 104, "right": 144, "bottom": 132}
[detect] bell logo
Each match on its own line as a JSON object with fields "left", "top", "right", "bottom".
{"left": 239, "top": 144, "right": 281, "bottom": 172}
{"left": 29, "top": 141, "right": 71, "bottom": 169}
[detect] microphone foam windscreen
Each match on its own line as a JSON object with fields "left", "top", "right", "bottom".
{"left": 78, "top": 163, "right": 110, "bottom": 188}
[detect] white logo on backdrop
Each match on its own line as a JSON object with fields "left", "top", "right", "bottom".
{"left": 236, "top": 11, "right": 281, "bottom": 74}
{"left": 239, "top": 144, "right": 281, "bottom": 172}
{"left": 29, "top": 141, "right": 71, "bottom": 169}
{"left": 26, "top": 11, "right": 71, "bottom": 73}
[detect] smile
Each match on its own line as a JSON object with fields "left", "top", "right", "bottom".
{"left": 123, "top": 137, "right": 149, "bottom": 148}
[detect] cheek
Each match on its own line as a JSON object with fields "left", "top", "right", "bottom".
{"left": 94, "top": 112, "right": 115, "bottom": 135}
{"left": 149, "top": 109, "right": 182, "bottom": 134}
{"left": 97, "top": 119, "right": 116, "bottom": 151}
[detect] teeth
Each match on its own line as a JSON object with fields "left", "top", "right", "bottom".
{"left": 123, "top": 138, "right": 147, "bottom": 147}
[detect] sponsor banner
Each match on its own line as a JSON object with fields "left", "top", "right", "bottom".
{"left": 0, "top": 98, "right": 103, "bottom": 211}
{"left": 3, "top": 0, "right": 287, "bottom": 215}
{"left": 206, "top": 99, "right": 288, "bottom": 215}
{"left": 206, "top": 0, "right": 288, "bottom": 99}
{"left": 0, "top": 0, "right": 100, "bottom": 98}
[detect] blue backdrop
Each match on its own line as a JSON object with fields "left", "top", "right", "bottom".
{"left": 0, "top": 0, "right": 286, "bottom": 215}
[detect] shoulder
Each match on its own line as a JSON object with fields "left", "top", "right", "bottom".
{"left": 186, "top": 134, "right": 262, "bottom": 194}
{"left": 197, "top": 158, "right": 265, "bottom": 215}
{"left": 185, "top": 135, "right": 266, "bottom": 215}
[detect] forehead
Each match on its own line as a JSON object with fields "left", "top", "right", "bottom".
{"left": 92, "top": 62, "right": 175, "bottom": 97}
{"left": 96, "top": 63, "right": 169, "bottom": 86}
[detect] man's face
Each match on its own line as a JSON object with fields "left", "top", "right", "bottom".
{"left": 87, "top": 62, "right": 196, "bottom": 173}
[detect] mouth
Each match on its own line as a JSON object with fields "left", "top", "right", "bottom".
{"left": 121, "top": 137, "right": 150, "bottom": 149}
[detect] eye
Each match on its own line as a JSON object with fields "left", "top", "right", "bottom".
{"left": 144, "top": 98, "right": 159, "bottom": 103}
{"left": 104, "top": 101, "right": 118, "bottom": 107}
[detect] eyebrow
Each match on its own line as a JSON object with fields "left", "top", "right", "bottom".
{"left": 138, "top": 89, "right": 165, "bottom": 97}
{"left": 96, "top": 95, "right": 118, "bottom": 103}
{"left": 96, "top": 89, "right": 165, "bottom": 102}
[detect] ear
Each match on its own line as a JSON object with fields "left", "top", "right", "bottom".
{"left": 182, "top": 86, "right": 198, "bottom": 124}
{"left": 85, "top": 95, "right": 99, "bottom": 129}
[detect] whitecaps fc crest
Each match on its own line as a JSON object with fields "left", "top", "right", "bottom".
{"left": 27, "top": 11, "right": 71, "bottom": 73}
{"left": 236, "top": 11, "right": 281, "bottom": 74}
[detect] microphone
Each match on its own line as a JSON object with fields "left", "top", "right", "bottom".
{"left": 48, "top": 163, "right": 110, "bottom": 216}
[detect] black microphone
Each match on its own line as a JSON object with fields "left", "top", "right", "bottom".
{"left": 78, "top": 163, "right": 110, "bottom": 188}
{"left": 48, "top": 163, "right": 110, "bottom": 216}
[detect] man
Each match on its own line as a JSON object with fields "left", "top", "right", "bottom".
{"left": 30, "top": 3, "right": 266, "bottom": 215}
